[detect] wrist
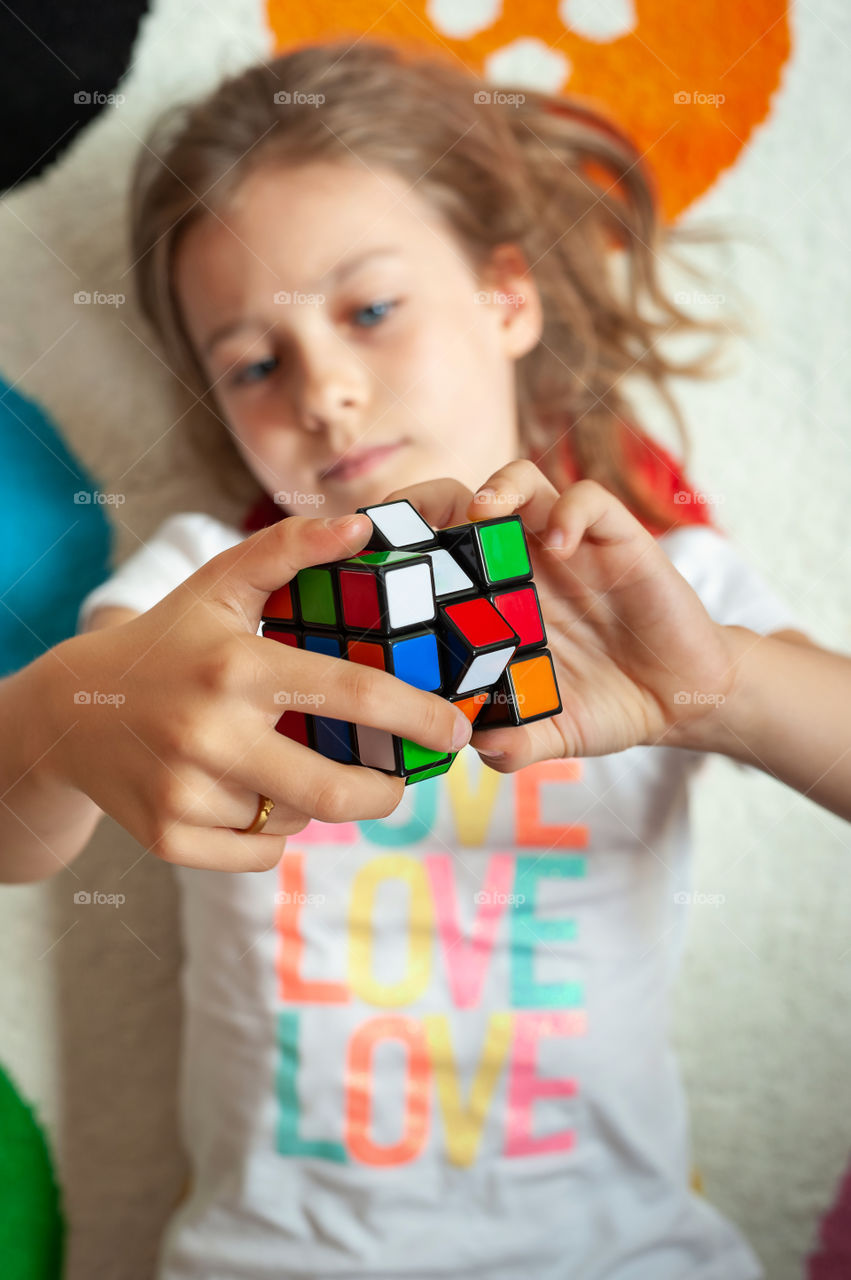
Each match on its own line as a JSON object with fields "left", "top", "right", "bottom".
{"left": 664, "top": 625, "right": 756, "bottom": 756}
{"left": 19, "top": 636, "right": 88, "bottom": 796}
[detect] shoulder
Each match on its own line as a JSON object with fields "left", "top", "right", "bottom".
{"left": 149, "top": 511, "right": 249, "bottom": 564}
{"left": 76, "top": 511, "right": 249, "bottom": 634}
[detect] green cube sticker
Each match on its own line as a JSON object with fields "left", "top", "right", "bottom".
{"left": 479, "top": 519, "right": 531, "bottom": 584}
{"left": 347, "top": 551, "right": 421, "bottom": 566}
{"left": 401, "top": 738, "right": 450, "bottom": 772}
{"left": 405, "top": 752, "right": 457, "bottom": 784}
{"left": 296, "top": 567, "right": 336, "bottom": 625}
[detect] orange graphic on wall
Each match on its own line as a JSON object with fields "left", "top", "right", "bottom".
{"left": 266, "top": 0, "right": 790, "bottom": 221}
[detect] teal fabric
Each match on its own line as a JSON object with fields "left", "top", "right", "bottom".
{"left": 0, "top": 375, "right": 112, "bottom": 676}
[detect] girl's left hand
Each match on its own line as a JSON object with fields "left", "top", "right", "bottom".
{"left": 383, "top": 461, "right": 736, "bottom": 771}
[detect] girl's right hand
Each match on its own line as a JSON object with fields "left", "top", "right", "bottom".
{"left": 44, "top": 513, "right": 472, "bottom": 872}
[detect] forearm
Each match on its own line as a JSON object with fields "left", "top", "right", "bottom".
{"left": 0, "top": 642, "right": 103, "bottom": 883}
{"left": 669, "top": 625, "right": 851, "bottom": 821}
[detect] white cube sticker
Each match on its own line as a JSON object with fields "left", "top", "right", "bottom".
{"left": 385, "top": 562, "right": 435, "bottom": 629}
{"left": 366, "top": 500, "right": 435, "bottom": 548}
{"left": 426, "top": 548, "right": 474, "bottom": 597}
{"left": 456, "top": 645, "right": 515, "bottom": 696}
{"left": 355, "top": 724, "right": 397, "bottom": 771}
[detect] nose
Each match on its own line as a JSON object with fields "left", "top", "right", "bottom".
{"left": 294, "top": 331, "right": 369, "bottom": 438}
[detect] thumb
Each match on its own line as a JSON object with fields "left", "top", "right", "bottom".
{"left": 196, "top": 513, "right": 373, "bottom": 630}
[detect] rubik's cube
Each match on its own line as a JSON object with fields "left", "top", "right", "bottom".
{"left": 261, "top": 500, "right": 562, "bottom": 784}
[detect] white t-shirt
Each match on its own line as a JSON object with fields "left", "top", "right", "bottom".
{"left": 78, "top": 513, "right": 801, "bottom": 1280}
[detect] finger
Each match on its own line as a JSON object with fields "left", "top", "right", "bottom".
{"left": 248, "top": 636, "right": 474, "bottom": 756}
{"left": 190, "top": 512, "right": 374, "bottom": 632}
{"left": 152, "top": 821, "right": 291, "bottom": 874}
{"left": 151, "top": 772, "right": 314, "bottom": 839}
{"left": 471, "top": 714, "right": 564, "bottom": 773}
{"left": 538, "top": 479, "right": 652, "bottom": 558}
{"left": 230, "top": 727, "right": 410, "bottom": 825}
{"left": 381, "top": 478, "right": 476, "bottom": 532}
{"left": 465, "top": 459, "right": 559, "bottom": 534}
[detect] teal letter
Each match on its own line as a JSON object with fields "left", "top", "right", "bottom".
{"left": 276, "top": 1011, "right": 347, "bottom": 1162}
{"left": 510, "top": 856, "right": 585, "bottom": 1008}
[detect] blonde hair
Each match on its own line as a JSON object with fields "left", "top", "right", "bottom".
{"left": 130, "top": 36, "right": 731, "bottom": 528}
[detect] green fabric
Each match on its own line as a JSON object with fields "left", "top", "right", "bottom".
{"left": 0, "top": 1063, "right": 64, "bottom": 1278}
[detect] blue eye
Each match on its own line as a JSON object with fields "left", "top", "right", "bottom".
{"left": 352, "top": 300, "right": 397, "bottom": 328}
{"left": 233, "top": 356, "right": 278, "bottom": 386}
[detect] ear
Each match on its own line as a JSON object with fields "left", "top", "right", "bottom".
{"left": 478, "top": 243, "right": 543, "bottom": 360}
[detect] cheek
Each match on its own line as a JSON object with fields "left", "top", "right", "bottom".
{"left": 390, "top": 306, "right": 505, "bottom": 413}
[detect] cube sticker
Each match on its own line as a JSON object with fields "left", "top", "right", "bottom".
{"left": 337, "top": 551, "right": 436, "bottom": 634}
{"left": 261, "top": 503, "right": 561, "bottom": 783}
{"left": 436, "top": 516, "right": 533, "bottom": 588}
{"left": 357, "top": 498, "right": 437, "bottom": 552}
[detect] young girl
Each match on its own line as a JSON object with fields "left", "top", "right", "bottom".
{"left": 3, "top": 36, "right": 850, "bottom": 1280}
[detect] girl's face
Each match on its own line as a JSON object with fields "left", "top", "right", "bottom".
{"left": 174, "top": 160, "right": 542, "bottom": 518}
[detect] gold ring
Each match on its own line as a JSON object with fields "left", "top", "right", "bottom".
{"left": 240, "top": 794, "right": 275, "bottom": 834}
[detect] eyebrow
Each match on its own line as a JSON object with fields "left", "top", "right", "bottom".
{"left": 202, "top": 246, "right": 402, "bottom": 356}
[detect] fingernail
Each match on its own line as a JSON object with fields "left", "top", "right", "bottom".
{"left": 451, "top": 715, "right": 473, "bottom": 752}
{"left": 477, "top": 748, "right": 506, "bottom": 760}
{"left": 544, "top": 528, "right": 565, "bottom": 549}
{"left": 470, "top": 487, "right": 496, "bottom": 514}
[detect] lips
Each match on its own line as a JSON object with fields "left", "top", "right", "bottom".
{"left": 321, "top": 440, "right": 407, "bottom": 482}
